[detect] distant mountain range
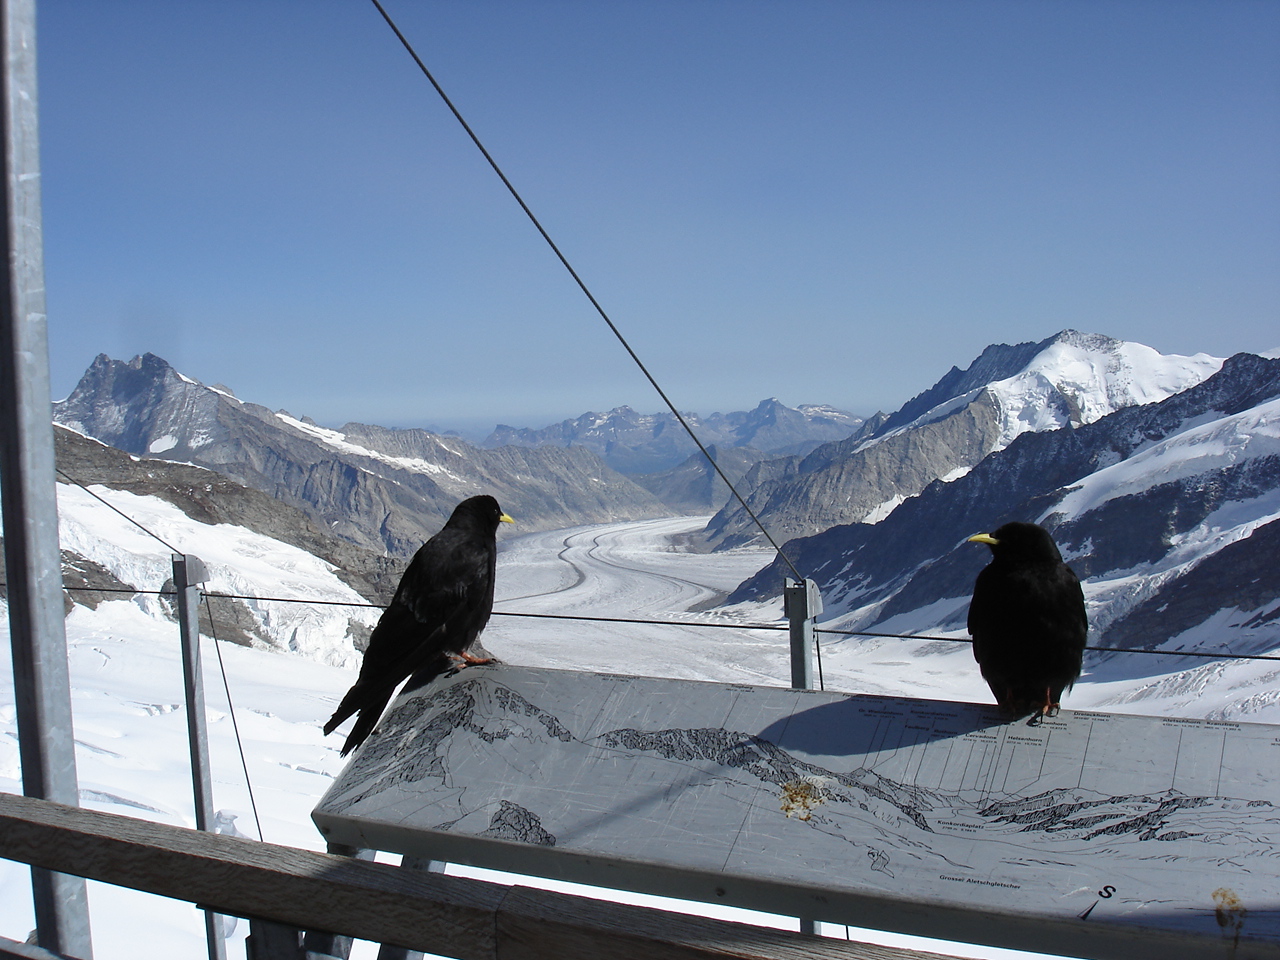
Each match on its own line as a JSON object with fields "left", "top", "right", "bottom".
{"left": 37, "top": 332, "right": 1280, "bottom": 667}
{"left": 728, "top": 351, "right": 1280, "bottom": 658}
{"left": 483, "top": 399, "right": 863, "bottom": 474}
{"left": 705, "top": 330, "right": 1224, "bottom": 549}
{"left": 54, "top": 354, "right": 669, "bottom": 556}
{"left": 53, "top": 354, "right": 861, "bottom": 553}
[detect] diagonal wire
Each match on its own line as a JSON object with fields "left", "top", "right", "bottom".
{"left": 56, "top": 467, "right": 182, "bottom": 554}
{"left": 203, "top": 594, "right": 265, "bottom": 842}
{"left": 366, "top": 0, "right": 804, "bottom": 583}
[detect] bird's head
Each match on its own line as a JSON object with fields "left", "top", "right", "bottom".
{"left": 966, "top": 521, "right": 1063, "bottom": 563}
{"left": 452, "top": 495, "right": 515, "bottom": 532}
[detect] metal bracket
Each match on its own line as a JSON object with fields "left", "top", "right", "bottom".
{"left": 784, "top": 578, "right": 822, "bottom": 691}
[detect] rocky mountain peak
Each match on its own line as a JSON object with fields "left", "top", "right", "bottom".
{"left": 58, "top": 353, "right": 232, "bottom": 458}
{"left": 871, "top": 335, "right": 1053, "bottom": 439}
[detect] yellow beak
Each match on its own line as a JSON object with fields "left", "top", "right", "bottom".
{"left": 967, "top": 533, "right": 999, "bottom": 546}
{"left": 499, "top": 513, "right": 515, "bottom": 524}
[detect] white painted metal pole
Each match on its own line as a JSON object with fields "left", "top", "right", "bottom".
{"left": 173, "top": 553, "right": 227, "bottom": 960}
{"left": 783, "top": 577, "right": 822, "bottom": 936}
{"left": 0, "top": 0, "right": 93, "bottom": 955}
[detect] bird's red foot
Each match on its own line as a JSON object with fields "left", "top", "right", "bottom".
{"left": 1040, "top": 686, "right": 1063, "bottom": 716}
{"left": 1026, "top": 690, "right": 1058, "bottom": 726}
{"left": 453, "top": 651, "right": 495, "bottom": 667}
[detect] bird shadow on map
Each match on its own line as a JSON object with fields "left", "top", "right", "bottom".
{"left": 755, "top": 694, "right": 1010, "bottom": 759}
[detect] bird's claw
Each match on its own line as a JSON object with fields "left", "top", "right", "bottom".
{"left": 448, "top": 653, "right": 501, "bottom": 670}
{"left": 1025, "top": 699, "right": 1060, "bottom": 726}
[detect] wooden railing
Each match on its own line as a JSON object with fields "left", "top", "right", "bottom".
{"left": 0, "top": 793, "right": 961, "bottom": 960}
{"left": 0, "top": 936, "right": 71, "bottom": 960}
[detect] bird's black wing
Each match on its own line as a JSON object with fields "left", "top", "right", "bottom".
{"left": 323, "top": 601, "right": 427, "bottom": 735}
{"left": 1044, "top": 562, "right": 1088, "bottom": 669}
{"left": 395, "top": 523, "right": 498, "bottom": 654}
{"left": 1065, "top": 564, "right": 1088, "bottom": 637}
{"left": 967, "top": 564, "right": 1000, "bottom": 664}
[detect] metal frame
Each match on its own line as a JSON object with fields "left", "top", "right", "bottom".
{"left": 0, "top": 0, "right": 92, "bottom": 955}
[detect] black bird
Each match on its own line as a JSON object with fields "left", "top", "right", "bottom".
{"left": 324, "top": 495, "right": 514, "bottom": 755}
{"left": 966, "top": 521, "right": 1087, "bottom": 723}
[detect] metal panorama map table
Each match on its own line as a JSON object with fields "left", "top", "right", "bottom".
{"left": 312, "top": 665, "right": 1280, "bottom": 960}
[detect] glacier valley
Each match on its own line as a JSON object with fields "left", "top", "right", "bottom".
{"left": 3, "top": 501, "right": 1274, "bottom": 959}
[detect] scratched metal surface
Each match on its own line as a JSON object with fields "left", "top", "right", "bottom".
{"left": 313, "top": 665, "right": 1280, "bottom": 959}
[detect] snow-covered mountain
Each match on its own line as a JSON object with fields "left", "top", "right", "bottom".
{"left": 27, "top": 425, "right": 394, "bottom": 661}
{"left": 727, "top": 352, "right": 1280, "bottom": 701}
{"left": 483, "top": 398, "right": 863, "bottom": 474}
{"left": 54, "top": 353, "right": 670, "bottom": 556}
{"left": 706, "top": 331, "right": 1223, "bottom": 549}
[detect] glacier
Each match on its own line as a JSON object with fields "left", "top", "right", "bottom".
{"left": 4, "top": 504, "right": 1276, "bottom": 958}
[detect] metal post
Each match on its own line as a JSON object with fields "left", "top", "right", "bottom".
{"left": 301, "top": 845, "right": 376, "bottom": 960}
{"left": 298, "top": 850, "right": 441, "bottom": 960}
{"left": 173, "top": 554, "right": 227, "bottom": 960}
{"left": 0, "top": 0, "right": 93, "bottom": 955}
{"left": 245, "top": 923, "right": 301, "bottom": 960}
{"left": 784, "top": 578, "right": 821, "bottom": 691}
{"left": 374, "top": 857, "right": 444, "bottom": 960}
{"left": 784, "top": 578, "right": 821, "bottom": 936}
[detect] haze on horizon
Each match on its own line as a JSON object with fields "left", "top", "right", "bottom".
{"left": 36, "top": 0, "right": 1280, "bottom": 434}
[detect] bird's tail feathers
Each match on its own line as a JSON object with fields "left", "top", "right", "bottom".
{"left": 323, "top": 618, "right": 452, "bottom": 738}
{"left": 338, "top": 689, "right": 393, "bottom": 757}
{"left": 323, "top": 684, "right": 366, "bottom": 736}
{"left": 323, "top": 705, "right": 352, "bottom": 737}
{"left": 326, "top": 650, "right": 457, "bottom": 753}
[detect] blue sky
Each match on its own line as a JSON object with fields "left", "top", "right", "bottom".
{"left": 35, "top": 0, "right": 1279, "bottom": 435}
